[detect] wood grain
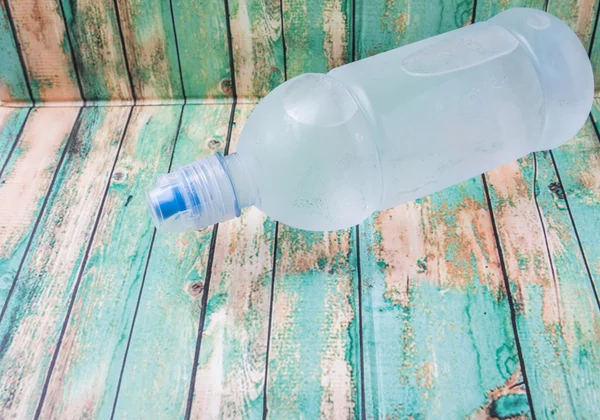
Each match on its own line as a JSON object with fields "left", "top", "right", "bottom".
{"left": 116, "top": 0, "right": 183, "bottom": 102}
{"left": 0, "top": 107, "right": 76, "bottom": 310}
{"left": 112, "top": 104, "right": 231, "bottom": 418}
{"left": 37, "top": 106, "right": 185, "bottom": 419}
{"left": 0, "top": 106, "right": 129, "bottom": 419}
{"left": 547, "top": 0, "right": 599, "bottom": 50}
{"left": 0, "top": 1, "right": 30, "bottom": 104}
{"left": 266, "top": 227, "right": 361, "bottom": 419}
{"left": 172, "top": 0, "right": 232, "bottom": 101}
{"left": 356, "top": 0, "right": 474, "bottom": 59}
{"left": 5, "top": 0, "right": 81, "bottom": 103}
{"left": 475, "top": 0, "right": 545, "bottom": 21}
{"left": 60, "top": 0, "right": 132, "bottom": 103}
{"left": 190, "top": 103, "right": 277, "bottom": 419}
{"left": 0, "top": 107, "right": 28, "bottom": 169}
{"left": 485, "top": 152, "right": 600, "bottom": 418}
{"left": 282, "top": 0, "right": 352, "bottom": 78}
{"left": 553, "top": 111, "right": 600, "bottom": 296}
{"left": 228, "top": 0, "right": 285, "bottom": 99}
{"left": 360, "top": 179, "right": 527, "bottom": 419}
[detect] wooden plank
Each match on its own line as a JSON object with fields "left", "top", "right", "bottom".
{"left": 5, "top": 0, "right": 81, "bottom": 103}
{"left": 0, "top": 106, "right": 130, "bottom": 419}
{"left": 229, "top": 0, "right": 285, "bottom": 99}
{"left": 485, "top": 152, "right": 600, "bottom": 418}
{"left": 189, "top": 103, "right": 277, "bottom": 418}
{"left": 112, "top": 103, "right": 232, "bottom": 418}
{"left": 355, "top": 0, "right": 474, "bottom": 58}
{"left": 359, "top": 179, "right": 527, "bottom": 418}
{"left": 0, "top": 107, "right": 76, "bottom": 309}
{"left": 475, "top": 0, "right": 545, "bottom": 22}
{"left": 60, "top": 0, "right": 133, "bottom": 102}
{"left": 553, "top": 111, "right": 600, "bottom": 294}
{"left": 0, "top": 1, "right": 30, "bottom": 104}
{"left": 547, "top": 0, "right": 599, "bottom": 50}
{"left": 282, "top": 0, "right": 352, "bottom": 78}
{"left": 172, "top": 0, "right": 232, "bottom": 101}
{"left": 0, "top": 107, "right": 28, "bottom": 169}
{"left": 116, "top": 0, "right": 183, "bottom": 102}
{"left": 265, "top": 227, "right": 361, "bottom": 419}
{"left": 37, "top": 105, "right": 181, "bottom": 419}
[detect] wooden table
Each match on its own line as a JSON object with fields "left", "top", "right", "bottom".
{"left": 1, "top": 0, "right": 600, "bottom": 418}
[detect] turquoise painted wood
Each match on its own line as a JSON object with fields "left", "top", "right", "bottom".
{"left": 112, "top": 104, "right": 231, "bottom": 418}
{"left": 60, "top": 0, "right": 133, "bottom": 102}
{"left": 0, "top": 107, "right": 28, "bottom": 170}
{"left": 554, "top": 111, "right": 600, "bottom": 292}
{"left": 115, "top": 0, "right": 183, "bottom": 102}
{"left": 475, "top": 0, "right": 545, "bottom": 21}
{"left": 485, "top": 152, "right": 600, "bottom": 418}
{"left": 5, "top": 0, "right": 81, "bottom": 103}
{"left": 267, "top": 227, "right": 362, "bottom": 419}
{"left": 0, "top": 2, "right": 29, "bottom": 104}
{"left": 0, "top": 107, "right": 129, "bottom": 418}
{"left": 282, "top": 0, "right": 352, "bottom": 78}
{"left": 547, "top": 0, "right": 599, "bottom": 51}
{"left": 171, "top": 0, "right": 232, "bottom": 101}
{"left": 190, "top": 103, "right": 277, "bottom": 418}
{"left": 0, "top": 108, "right": 77, "bottom": 310}
{"left": 228, "top": 0, "right": 285, "bottom": 99}
{"left": 36, "top": 106, "right": 185, "bottom": 419}
{"left": 356, "top": 0, "right": 474, "bottom": 59}
{"left": 359, "top": 180, "right": 528, "bottom": 419}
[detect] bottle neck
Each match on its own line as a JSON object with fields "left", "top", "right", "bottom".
{"left": 221, "top": 152, "right": 259, "bottom": 209}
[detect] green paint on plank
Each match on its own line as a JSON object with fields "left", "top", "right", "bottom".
{"left": 356, "top": 0, "right": 474, "bottom": 59}
{"left": 0, "top": 108, "right": 28, "bottom": 168}
{"left": 360, "top": 177, "right": 525, "bottom": 418}
{"left": 60, "top": 0, "right": 132, "bottom": 101}
{"left": 0, "top": 106, "right": 128, "bottom": 418}
{"left": 267, "top": 227, "right": 361, "bottom": 419}
{"left": 553, "top": 114, "right": 600, "bottom": 301}
{"left": 475, "top": 0, "right": 545, "bottom": 22}
{"left": 547, "top": 0, "right": 599, "bottom": 50}
{"left": 172, "top": 0, "right": 231, "bottom": 101}
{"left": 0, "top": 3, "right": 30, "bottom": 103}
{"left": 490, "top": 393, "right": 530, "bottom": 418}
{"left": 117, "top": 0, "right": 183, "bottom": 100}
{"left": 283, "top": 0, "right": 352, "bottom": 78}
{"left": 112, "top": 104, "right": 232, "bottom": 418}
{"left": 228, "top": 0, "right": 285, "bottom": 98}
{"left": 486, "top": 150, "right": 600, "bottom": 419}
{"left": 0, "top": 108, "right": 76, "bottom": 311}
{"left": 38, "top": 106, "right": 183, "bottom": 419}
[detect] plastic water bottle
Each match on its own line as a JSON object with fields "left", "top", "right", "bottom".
{"left": 147, "top": 8, "right": 593, "bottom": 232}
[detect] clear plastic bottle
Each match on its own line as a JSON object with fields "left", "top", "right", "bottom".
{"left": 147, "top": 8, "right": 593, "bottom": 232}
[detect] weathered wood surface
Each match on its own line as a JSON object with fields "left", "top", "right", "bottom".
{"left": 360, "top": 181, "right": 528, "bottom": 419}
{"left": 171, "top": 0, "right": 232, "bottom": 101}
{"left": 0, "top": 106, "right": 129, "bottom": 418}
{"left": 189, "top": 103, "right": 277, "bottom": 419}
{"left": 356, "top": 0, "right": 474, "bottom": 59}
{"left": 475, "top": 0, "right": 546, "bottom": 22}
{"left": 112, "top": 104, "right": 231, "bottom": 418}
{"left": 60, "top": 0, "right": 132, "bottom": 103}
{"left": 5, "top": 0, "right": 81, "bottom": 104}
{"left": 0, "top": 107, "right": 28, "bottom": 169}
{"left": 485, "top": 151, "right": 600, "bottom": 418}
{"left": 0, "top": 108, "right": 76, "bottom": 309}
{"left": 282, "top": 0, "right": 352, "bottom": 78}
{"left": 228, "top": 0, "right": 285, "bottom": 99}
{"left": 115, "top": 0, "right": 183, "bottom": 102}
{"left": 36, "top": 106, "right": 185, "bottom": 419}
{"left": 0, "top": 2, "right": 30, "bottom": 104}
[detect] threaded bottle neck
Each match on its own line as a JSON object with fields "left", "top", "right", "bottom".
{"left": 147, "top": 153, "right": 257, "bottom": 232}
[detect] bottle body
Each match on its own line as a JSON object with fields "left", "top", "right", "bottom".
{"left": 147, "top": 8, "right": 593, "bottom": 232}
